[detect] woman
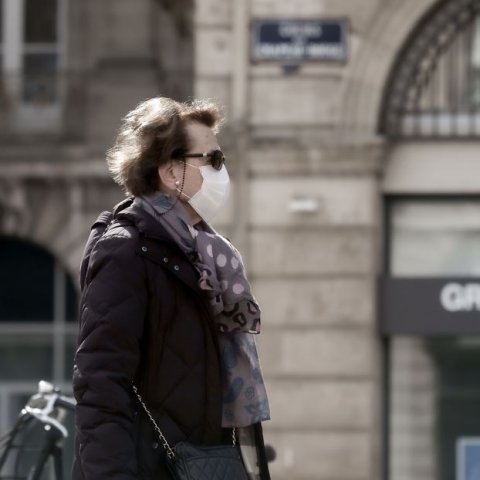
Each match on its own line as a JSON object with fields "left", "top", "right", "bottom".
{"left": 72, "top": 97, "right": 271, "bottom": 479}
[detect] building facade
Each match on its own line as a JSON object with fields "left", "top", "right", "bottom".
{"left": 1, "top": 0, "right": 480, "bottom": 479}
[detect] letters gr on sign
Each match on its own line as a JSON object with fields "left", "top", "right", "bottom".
{"left": 380, "top": 278, "right": 480, "bottom": 335}
{"left": 440, "top": 282, "right": 480, "bottom": 312}
{"left": 251, "top": 20, "right": 348, "bottom": 62}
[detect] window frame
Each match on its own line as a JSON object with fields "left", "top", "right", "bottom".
{"left": 1, "top": 0, "right": 67, "bottom": 132}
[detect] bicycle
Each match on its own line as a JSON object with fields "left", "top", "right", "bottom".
{"left": 0, "top": 381, "right": 75, "bottom": 480}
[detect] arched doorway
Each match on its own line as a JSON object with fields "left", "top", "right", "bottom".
{"left": 0, "top": 236, "right": 77, "bottom": 477}
{"left": 379, "top": 2, "right": 480, "bottom": 480}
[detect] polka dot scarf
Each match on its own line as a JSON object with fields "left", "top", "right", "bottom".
{"left": 135, "top": 194, "right": 271, "bottom": 427}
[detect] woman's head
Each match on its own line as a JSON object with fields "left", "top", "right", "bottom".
{"left": 106, "top": 97, "right": 224, "bottom": 197}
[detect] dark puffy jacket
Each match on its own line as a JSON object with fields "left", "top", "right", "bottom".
{"left": 72, "top": 198, "right": 270, "bottom": 479}
{"left": 73, "top": 198, "right": 222, "bottom": 479}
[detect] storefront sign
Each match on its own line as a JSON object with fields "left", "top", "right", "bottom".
{"left": 380, "top": 278, "right": 480, "bottom": 335}
{"left": 251, "top": 20, "right": 347, "bottom": 62}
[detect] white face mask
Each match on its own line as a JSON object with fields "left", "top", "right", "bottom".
{"left": 178, "top": 164, "right": 230, "bottom": 223}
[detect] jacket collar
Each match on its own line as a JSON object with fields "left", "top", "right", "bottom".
{"left": 113, "top": 196, "right": 176, "bottom": 245}
{"left": 112, "top": 197, "right": 204, "bottom": 294}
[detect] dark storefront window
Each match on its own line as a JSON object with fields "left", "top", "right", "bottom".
{"left": 385, "top": 197, "right": 480, "bottom": 480}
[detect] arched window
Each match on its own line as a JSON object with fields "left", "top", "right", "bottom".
{"left": 0, "top": 236, "right": 77, "bottom": 473}
{"left": 0, "top": 235, "right": 78, "bottom": 380}
{"left": 380, "top": 0, "right": 480, "bottom": 138}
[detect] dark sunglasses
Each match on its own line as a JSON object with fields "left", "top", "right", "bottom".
{"left": 181, "top": 149, "right": 226, "bottom": 171}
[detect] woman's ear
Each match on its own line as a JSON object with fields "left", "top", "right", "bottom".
{"left": 157, "top": 160, "right": 178, "bottom": 192}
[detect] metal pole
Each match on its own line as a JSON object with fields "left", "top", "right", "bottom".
{"left": 230, "top": 0, "right": 250, "bottom": 259}
{"left": 53, "top": 261, "right": 66, "bottom": 384}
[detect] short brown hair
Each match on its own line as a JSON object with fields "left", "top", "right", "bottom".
{"left": 106, "top": 97, "right": 224, "bottom": 196}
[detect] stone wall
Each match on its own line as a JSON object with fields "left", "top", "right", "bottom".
{"left": 194, "top": 1, "right": 388, "bottom": 478}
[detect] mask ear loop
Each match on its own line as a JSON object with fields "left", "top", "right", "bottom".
{"left": 144, "top": 159, "right": 187, "bottom": 218}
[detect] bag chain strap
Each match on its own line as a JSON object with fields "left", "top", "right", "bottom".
{"left": 132, "top": 385, "right": 176, "bottom": 459}
{"left": 132, "top": 385, "right": 236, "bottom": 461}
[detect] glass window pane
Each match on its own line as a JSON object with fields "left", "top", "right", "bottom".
{"left": 24, "top": 0, "right": 57, "bottom": 43}
{"left": 23, "top": 53, "right": 58, "bottom": 103}
{"left": 24, "top": 53, "right": 57, "bottom": 75}
{"left": 0, "top": 336, "right": 52, "bottom": 380}
{"left": 390, "top": 200, "right": 480, "bottom": 277}
{"left": 66, "top": 275, "right": 78, "bottom": 322}
{"left": 0, "top": 238, "right": 54, "bottom": 322}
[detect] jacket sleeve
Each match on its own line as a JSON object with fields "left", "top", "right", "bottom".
{"left": 73, "top": 233, "right": 147, "bottom": 479}
{"left": 79, "top": 211, "right": 113, "bottom": 292}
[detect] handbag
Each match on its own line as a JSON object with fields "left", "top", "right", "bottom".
{"left": 132, "top": 385, "right": 249, "bottom": 480}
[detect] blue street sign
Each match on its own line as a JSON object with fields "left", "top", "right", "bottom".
{"left": 251, "top": 19, "right": 348, "bottom": 62}
{"left": 457, "top": 437, "right": 480, "bottom": 480}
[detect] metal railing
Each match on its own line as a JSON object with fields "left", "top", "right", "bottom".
{"left": 381, "top": 0, "right": 480, "bottom": 139}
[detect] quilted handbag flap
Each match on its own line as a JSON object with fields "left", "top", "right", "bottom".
{"left": 170, "top": 442, "right": 249, "bottom": 480}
